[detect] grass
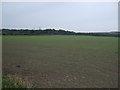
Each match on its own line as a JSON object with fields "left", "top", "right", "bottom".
{"left": 2, "top": 75, "right": 26, "bottom": 88}
{"left": 2, "top": 35, "right": 118, "bottom": 88}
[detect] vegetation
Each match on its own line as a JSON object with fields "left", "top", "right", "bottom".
{"left": 2, "top": 29, "right": 120, "bottom": 37}
{"left": 3, "top": 35, "right": 118, "bottom": 88}
{"left": 2, "top": 75, "right": 26, "bottom": 88}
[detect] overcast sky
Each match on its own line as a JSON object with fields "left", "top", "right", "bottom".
{"left": 2, "top": 2, "right": 118, "bottom": 32}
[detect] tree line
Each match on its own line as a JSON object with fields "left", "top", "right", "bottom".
{"left": 2, "top": 29, "right": 120, "bottom": 37}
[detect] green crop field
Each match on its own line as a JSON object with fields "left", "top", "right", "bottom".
{"left": 2, "top": 35, "right": 118, "bottom": 88}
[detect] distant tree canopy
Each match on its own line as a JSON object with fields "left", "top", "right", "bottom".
{"left": 2, "top": 29, "right": 75, "bottom": 35}
{"left": 2, "top": 29, "right": 120, "bottom": 37}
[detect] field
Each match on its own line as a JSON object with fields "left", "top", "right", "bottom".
{"left": 2, "top": 35, "right": 118, "bottom": 88}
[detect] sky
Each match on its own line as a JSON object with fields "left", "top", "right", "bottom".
{"left": 2, "top": 2, "right": 118, "bottom": 32}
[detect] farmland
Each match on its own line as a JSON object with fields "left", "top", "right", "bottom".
{"left": 2, "top": 35, "right": 118, "bottom": 88}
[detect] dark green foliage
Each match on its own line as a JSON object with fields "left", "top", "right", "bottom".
{"left": 2, "top": 29, "right": 75, "bottom": 35}
{"left": 2, "top": 28, "right": 120, "bottom": 37}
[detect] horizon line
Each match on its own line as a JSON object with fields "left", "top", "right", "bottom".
{"left": 1, "top": 28, "right": 119, "bottom": 33}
